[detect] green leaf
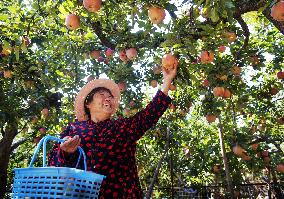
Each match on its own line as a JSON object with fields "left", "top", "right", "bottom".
{"left": 28, "top": 66, "right": 38, "bottom": 72}
{"left": 164, "top": 3, "right": 178, "bottom": 12}
{"left": 58, "top": 5, "right": 68, "bottom": 15}
{"left": 224, "top": 1, "right": 235, "bottom": 9}
{"left": 14, "top": 46, "right": 20, "bottom": 61}
{"left": 66, "top": 0, "right": 75, "bottom": 8}
{"left": 0, "top": 14, "right": 9, "bottom": 21}
{"left": 84, "top": 31, "right": 95, "bottom": 39}
{"left": 7, "top": 6, "right": 17, "bottom": 14}
{"left": 3, "top": 40, "right": 10, "bottom": 49}
{"left": 258, "top": 5, "right": 268, "bottom": 13}
{"left": 173, "top": 43, "right": 182, "bottom": 49}
{"left": 55, "top": 70, "right": 65, "bottom": 77}
{"left": 21, "top": 43, "right": 28, "bottom": 53}
{"left": 210, "top": 8, "right": 219, "bottom": 22}
{"left": 197, "top": 0, "right": 205, "bottom": 5}
{"left": 221, "top": 10, "right": 228, "bottom": 18}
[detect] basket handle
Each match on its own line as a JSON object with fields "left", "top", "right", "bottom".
{"left": 28, "top": 135, "right": 87, "bottom": 171}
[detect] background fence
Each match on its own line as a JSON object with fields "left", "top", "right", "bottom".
{"left": 143, "top": 182, "right": 284, "bottom": 198}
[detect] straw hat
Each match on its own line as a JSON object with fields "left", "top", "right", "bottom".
{"left": 74, "top": 79, "right": 120, "bottom": 121}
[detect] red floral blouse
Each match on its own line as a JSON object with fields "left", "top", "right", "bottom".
{"left": 48, "top": 90, "right": 171, "bottom": 198}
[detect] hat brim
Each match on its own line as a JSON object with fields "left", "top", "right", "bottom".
{"left": 74, "top": 79, "right": 120, "bottom": 121}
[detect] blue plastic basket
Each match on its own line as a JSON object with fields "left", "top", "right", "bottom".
{"left": 12, "top": 135, "right": 105, "bottom": 199}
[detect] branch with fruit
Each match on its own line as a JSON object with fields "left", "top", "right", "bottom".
{"left": 263, "top": 1, "right": 284, "bottom": 35}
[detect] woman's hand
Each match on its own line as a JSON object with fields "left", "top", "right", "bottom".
{"left": 161, "top": 65, "right": 178, "bottom": 95}
{"left": 60, "top": 135, "right": 81, "bottom": 154}
{"left": 162, "top": 64, "right": 178, "bottom": 82}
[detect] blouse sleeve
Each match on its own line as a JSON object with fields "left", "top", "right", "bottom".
{"left": 48, "top": 124, "right": 79, "bottom": 168}
{"left": 120, "top": 90, "right": 171, "bottom": 142}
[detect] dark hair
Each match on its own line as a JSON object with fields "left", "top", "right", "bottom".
{"left": 84, "top": 87, "right": 113, "bottom": 119}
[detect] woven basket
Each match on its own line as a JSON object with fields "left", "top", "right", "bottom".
{"left": 12, "top": 135, "right": 105, "bottom": 199}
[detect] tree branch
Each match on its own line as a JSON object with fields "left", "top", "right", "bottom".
{"left": 234, "top": 0, "right": 267, "bottom": 16}
{"left": 10, "top": 138, "right": 28, "bottom": 152}
{"left": 270, "top": 141, "right": 284, "bottom": 155}
{"left": 166, "top": 9, "right": 177, "bottom": 20}
{"left": 26, "top": 12, "right": 37, "bottom": 36}
{"left": 17, "top": 121, "right": 29, "bottom": 135}
{"left": 272, "top": 96, "right": 284, "bottom": 103}
{"left": 1, "top": 126, "right": 4, "bottom": 137}
{"left": 90, "top": 20, "right": 168, "bottom": 50}
{"left": 263, "top": 5, "right": 284, "bottom": 35}
{"left": 249, "top": 136, "right": 283, "bottom": 147}
{"left": 233, "top": 15, "right": 250, "bottom": 62}
{"left": 234, "top": 1, "right": 284, "bottom": 35}
{"left": 91, "top": 21, "right": 116, "bottom": 49}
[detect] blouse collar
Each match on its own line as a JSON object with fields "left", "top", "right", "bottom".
{"left": 86, "top": 118, "right": 111, "bottom": 125}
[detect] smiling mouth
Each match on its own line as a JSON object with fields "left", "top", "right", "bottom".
{"left": 103, "top": 104, "right": 112, "bottom": 109}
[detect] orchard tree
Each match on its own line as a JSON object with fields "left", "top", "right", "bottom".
{"left": 1, "top": 0, "right": 284, "bottom": 198}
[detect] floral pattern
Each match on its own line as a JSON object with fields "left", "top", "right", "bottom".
{"left": 48, "top": 90, "right": 171, "bottom": 198}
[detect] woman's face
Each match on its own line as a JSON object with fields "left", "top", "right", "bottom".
{"left": 86, "top": 90, "right": 115, "bottom": 119}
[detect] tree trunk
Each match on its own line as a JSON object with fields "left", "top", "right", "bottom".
{"left": 267, "top": 166, "right": 272, "bottom": 199}
{"left": 217, "top": 116, "right": 235, "bottom": 199}
{"left": 0, "top": 123, "right": 18, "bottom": 199}
{"left": 145, "top": 127, "right": 171, "bottom": 199}
{"left": 270, "top": 167, "right": 284, "bottom": 199}
{"left": 170, "top": 153, "right": 174, "bottom": 199}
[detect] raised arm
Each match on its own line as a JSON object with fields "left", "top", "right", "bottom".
{"left": 117, "top": 64, "right": 177, "bottom": 142}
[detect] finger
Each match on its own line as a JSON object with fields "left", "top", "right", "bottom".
{"left": 71, "top": 135, "right": 80, "bottom": 144}
{"left": 61, "top": 140, "right": 78, "bottom": 153}
{"left": 60, "top": 142, "right": 69, "bottom": 151}
{"left": 162, "top": 68, "right": 169, "bottom": 74}
{"left": 60, "top": 136, "right": 71, "bottom": 148}
{"left": 174, "top": 64, "right": 178, "bottom": 72}
{"left": 70, "top": 137, "right": 81, "bottom": 149}
{"left": 60, "top": 140, "right": 71, "bottom": 150}
{"left": 171, "top": 64, "right": 177, "bottom": 72}
{"left": 76, "top": 138, "right": 81, "bottom": 147}
{"left": 67, "top": 136, "right": 81, "bottom": 149}
{"left": 63, "top": 136, "right": 72, "bottom": 141}
{"left": 60, "top": 136, "right": 77, "bottom": 148}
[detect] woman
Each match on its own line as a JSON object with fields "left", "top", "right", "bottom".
{"left": 48, "top": 65, "right": 177, "bottom": 198}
